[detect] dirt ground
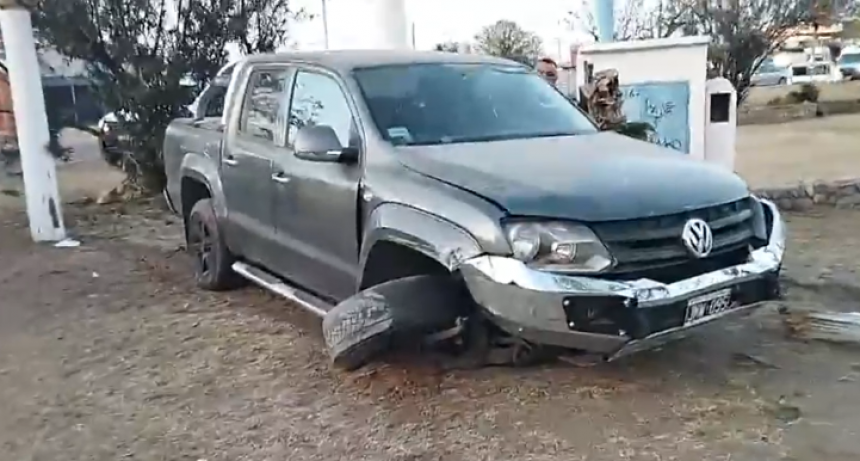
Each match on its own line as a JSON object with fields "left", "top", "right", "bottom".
{"left": 2, "top": 131, "right": 860, "bottom": 460}
{"left": 735, "top": 113, "right": 860, "bottom": 188}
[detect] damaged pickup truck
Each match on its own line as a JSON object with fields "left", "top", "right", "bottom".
{"left": 163, "top": 50, "right": 786, "bottom": 370}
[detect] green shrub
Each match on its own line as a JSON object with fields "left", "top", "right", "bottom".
{"left": 786, "top": 83, "right": 820, "bottom": 104}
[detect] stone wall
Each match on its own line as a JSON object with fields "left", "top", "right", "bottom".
{"left": 817, "top": 99, "right": 860, "bottom": 117}
{"left": 753, "top": 179, "right": 860, "bottom": 211}
{"left": 738, "top": 99, "right": 860, "bottom": 126}
{"left": 745, "top": 80, "right": 860, "bottom": 106}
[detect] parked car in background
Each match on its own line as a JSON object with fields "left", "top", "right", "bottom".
{"left": 751, "top": 60, "right": 790, "bottom": 86}
{"left": 96, "top": 109, "right": 136, "bottom": 166}
{"left": 788, "top": 61, "right": 840, "bottom": 85}
{"left": 96, "top": 63, "right": 236, "bottom": 166}
{"left": 162, "top": 50, "right": 786, "bottom": 371}
{"left": 837, "top": 51, "right": 860, "bottom": 80}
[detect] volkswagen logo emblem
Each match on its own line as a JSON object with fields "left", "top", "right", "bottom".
{"left": 681, "top": 218, "right": 713, "bottom": 258}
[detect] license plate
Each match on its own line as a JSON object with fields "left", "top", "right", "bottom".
{"left": 684, "top": 288, "right": 734, "bottom": 325}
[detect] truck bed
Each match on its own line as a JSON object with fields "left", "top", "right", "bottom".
{"left": 162, "top": 117, "right": 223, "bottom": 214}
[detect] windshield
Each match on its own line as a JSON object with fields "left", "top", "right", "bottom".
{"left": 352, "top": 63, "right": 597, "bottom": 146}
{"left": 840, "top": 53, "right": 860, "bottom": 65}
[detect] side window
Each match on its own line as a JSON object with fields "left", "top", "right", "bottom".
{"left": 204, "top": 86, "right": 227, "bottom": 118}
{"left": 239, "top": 68, "right": 292, "bottom": 145}
{"left": 288, "top": 71, "right": 354, "bottom": 147}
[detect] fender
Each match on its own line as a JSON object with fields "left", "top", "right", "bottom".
{"left": 179, "top": 152, "right": 228, "bottom": 219}
{"left": 359, "top": 203, "right": 484, "bottom": 273}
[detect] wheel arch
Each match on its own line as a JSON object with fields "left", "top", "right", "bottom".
{"left": 178, "top": 152, "right": 227, "bottom": 220}
{"left": 358, "top": 203, "right": 484, "bottom": 291}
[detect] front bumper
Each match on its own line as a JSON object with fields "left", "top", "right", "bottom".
{"left": 460, "top": 199, "right": 786, "bottom": 360}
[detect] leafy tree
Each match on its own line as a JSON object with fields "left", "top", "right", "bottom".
{"left": 473, "top": 20, "right": 543, "bottom": 65}
{"left": 228, "top": 0, "right": 312, "bottom": 55}
{"left": 31, "top": 0, "right": 302, "bottom": 194}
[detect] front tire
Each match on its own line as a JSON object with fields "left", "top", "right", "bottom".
{"left": 322, "top": 275, "right": 470, "bottom": 371}
{"left": 186, "top": 198, "right": 242, "bottom": 291}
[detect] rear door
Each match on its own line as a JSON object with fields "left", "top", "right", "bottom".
{"left": 220, "top": 64, "right": 296, "bottom": 267}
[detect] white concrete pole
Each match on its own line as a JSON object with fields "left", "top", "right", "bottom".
{"left": 321, "top": 0, "right": 330, "bottom": 49}
{"left": 367, "top": 0, "right": 410, "bottom": 49}
{"left": 0, "top": 4, "right": 66, "bottom": 241}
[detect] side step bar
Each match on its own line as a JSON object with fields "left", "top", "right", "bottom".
{"left": 231, "top": 262, "right": 333, "bottom": 317}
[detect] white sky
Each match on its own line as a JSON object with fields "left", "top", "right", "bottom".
{"left": 286, "top": 0, "right": 593, "bottom": 63}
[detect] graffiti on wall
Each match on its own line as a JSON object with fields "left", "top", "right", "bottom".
{"left": 619, "top": 81, "right": 690, "bottom": 153}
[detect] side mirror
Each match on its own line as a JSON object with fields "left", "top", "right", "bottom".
{"left": 293, "top": 125, "right": 358, "bottom": 163}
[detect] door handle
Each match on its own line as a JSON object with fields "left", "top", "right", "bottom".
{"left": 223, "top": 155, "right": 238, "bottom": 166}
{"left": 271, "top": 171, "right": 291, "bottom": 184}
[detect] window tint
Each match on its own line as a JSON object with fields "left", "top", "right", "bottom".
{"left": 205, "top": 86, "right": 227, "bottom": 117}
{"left": 288, "top": 71, "right": 354, "bottom": 147}
{"left": 240, "top": 68, "right": 292, "bottom": 144}
{"left": 353, "top": 63, "right": 596, "bottom": 147}
{"left": 758, "top": 63, "right": 774, "bottom": 73}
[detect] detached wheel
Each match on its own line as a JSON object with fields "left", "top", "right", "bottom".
{"left": 322, "top": 275, "right": 470, "bottom": 371}
{"left": 186, "top": 198, "right": 242, "bottom": 291}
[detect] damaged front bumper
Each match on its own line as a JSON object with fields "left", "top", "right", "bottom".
{"left": 460, "top": 199, "right": 786, "bottom": 360}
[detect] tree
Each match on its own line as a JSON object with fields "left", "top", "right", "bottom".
{"left": 473, "top": 20, "right": 543, "bottom": 65}
{"left": 228, "top": 0, "right": 312, "bottom": 55}
{"left": 31, "top": 0, "right": 302, "bottom": 194}
{"left": 667, "top": 0, "right": 810, "bottom": 103}
{"left": 567, "top": 0, "right": 689, "bottom": 41}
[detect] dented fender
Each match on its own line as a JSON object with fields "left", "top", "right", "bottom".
{"left": 359, "top": 203, "right": 485, "bottom": 272}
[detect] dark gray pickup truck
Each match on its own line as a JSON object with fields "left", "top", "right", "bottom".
{"left": 163, "top": 50, "right": 786, "bottom": 370}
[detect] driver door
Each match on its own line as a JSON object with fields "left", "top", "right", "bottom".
{"left": 270, "top": 68, "right": 363, "bottom": 302}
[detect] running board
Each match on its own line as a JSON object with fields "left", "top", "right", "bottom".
{"left": 231, "top": 262, "right": 333, "bottom": 317}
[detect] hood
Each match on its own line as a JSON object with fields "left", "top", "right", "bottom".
{"left": 396, "top": 132, "right": 749, "bottom": 222}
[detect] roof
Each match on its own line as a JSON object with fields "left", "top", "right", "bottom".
{"left": 243, "top": 49, "right": 523, "bottom": 71}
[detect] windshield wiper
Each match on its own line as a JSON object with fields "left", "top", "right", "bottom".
{"left": 398, "top": 131, "right": 577, "bottom": 146}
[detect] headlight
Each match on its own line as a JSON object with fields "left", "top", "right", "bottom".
{"left": 504, "top": 221, "right": 614, "bottom": 273}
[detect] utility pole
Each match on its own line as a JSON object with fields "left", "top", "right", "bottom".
{"left": 0, "top": 0, "right": 67, "bottom": 242}
{"left": 321, "top": 0, "right": 330, "bottom": 49}
{"left": 594, "top": 0, "right": 615, "bottom": 42}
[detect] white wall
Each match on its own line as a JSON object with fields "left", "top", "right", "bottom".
{"left": 576, "top": 36, "right": 711, "bottom": 162}
{"left": 704, "top": 78, "right": 737, "bottom": 171}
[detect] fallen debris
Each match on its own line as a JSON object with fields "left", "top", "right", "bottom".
{"left": 764, "top": 395, "right": 802, "bottom": 424}
{"left": 54, "top": 238, "right": 81, "bottom": 248}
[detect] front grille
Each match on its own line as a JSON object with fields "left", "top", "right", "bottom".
{"left": 591, "top": 198, "right": 756, "bottom": 283}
